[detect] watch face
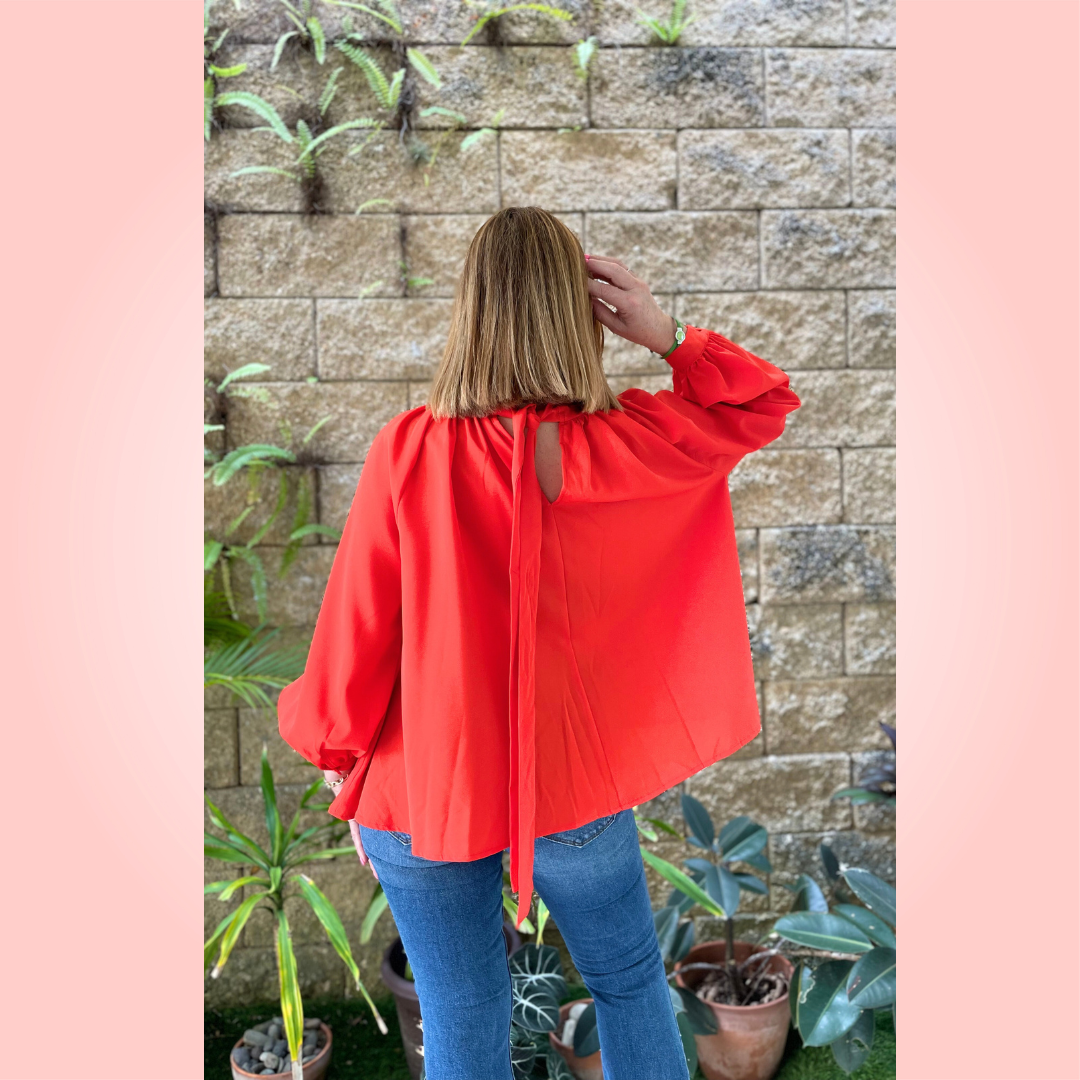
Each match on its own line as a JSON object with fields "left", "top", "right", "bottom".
{"left": 676, "top": 327, "right": 685, "bottom": 342}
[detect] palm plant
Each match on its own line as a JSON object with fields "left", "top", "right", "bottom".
{"left": 637, "top": 0, "right": 696, "bottom": 44}
{"left": 206, "top": 749, "right": 388, "bottom": 1080}
{"left": 204, "top": 627, "right": 309, "bottom": 711}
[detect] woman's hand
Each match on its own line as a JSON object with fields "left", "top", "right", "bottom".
{"left": 349, "top": 819, "right": 378, "bottom": 880}
{"left": 585, "top": 255, "right": 677, "bottom": 355}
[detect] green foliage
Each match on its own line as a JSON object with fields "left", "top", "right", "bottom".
{"left": 204, "top": 628, "right": 309, "bottom": 711}
{"left": 460, "top": 107, "right": 506, "bottom": 151}
{"left": 573, "top": 35, "right": 597, "bottom": 80}
{"left": 204, "top": 0, "right": 247, "bottom": 140}
{"left": 205, "top": 750, "right": 388, "bottom": 1072}
{"left": 636, "top": 0, "right": 697, "bottom": 44}
{"left": 325, "top": 0, "right": 403, "bottom": 35}
{"left": 773, "top": 848, "right": 897, "bottom": 1075}
{"left": 834, "top": 723, "right": 895, "bottom": 807}
{"left": 271, "top": 0, "right": 328, "bottom": 67}
{"left": 336, "top": 41, "right": 405, "bottom": 109}
{"left": 460, "top": 2, "right": 574, "bottom": 47}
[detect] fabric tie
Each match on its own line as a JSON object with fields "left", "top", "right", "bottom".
{"left": 507, "top": 406, "right": 544, "bottom": 930}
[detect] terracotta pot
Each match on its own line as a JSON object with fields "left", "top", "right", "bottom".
{"left": 548, "top": 999, "right": 603, "bottom": 1080}
{"left": 674, "top": 941, "right": 794, "bottom": 1080}
{"left": 230, "top": 1021, "right": 332, "bottom": 1080}
{"left": 381, "top": 921, "right": 523, "bottom": 1080}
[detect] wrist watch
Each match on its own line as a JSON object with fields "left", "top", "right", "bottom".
{"left": 660, "top": 317, "right": 686, "bottom": 359}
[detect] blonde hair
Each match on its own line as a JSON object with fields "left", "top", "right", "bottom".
{"left": 427, "top": 206, "right": 620, "bottom": 419}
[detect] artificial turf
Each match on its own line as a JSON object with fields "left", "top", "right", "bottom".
{"left": 205, "top": 993, "right": 896, "bottom": 1080}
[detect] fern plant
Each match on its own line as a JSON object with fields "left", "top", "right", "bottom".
{"left": 572, "top": 35, "right": 597, "bottom": 80}
{"left": 271, "top": 0, "right": 329, "bottom": 68}
{"left": 204, "top": 0, "right": 248, "bottom": 140}
{"left": 637, "top": 0, "right": 696, "bottom": 44}
{"left": 460, "top": 2, "right": 574, "bottom": 47}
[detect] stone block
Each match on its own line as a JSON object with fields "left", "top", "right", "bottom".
{"left": 852, "top": 128, "right": 895, "bottom": 207}
{"left": 769, "top": 829, "right": 895, "bottom": 887}
{"left": 204, "top": 129, "right": 304, "bottom": 212}
{"left": 591, "top": 48, "right": 765, "bottom": 128}
{"left": 676, "top": 291, "right": 847, "bottom": 369}
{"left": 205, "top": 709, "right": 239, "bottom": 789}
{"left": 402, "top": 213, "right": 583, "bottom": 297}
{"left": 205, "top": 213, "right": 216, "bottom": 296}
{"left": 686, "top": 754, "right": 853, "bottom": 832}
{"left": 230, "top": 545, "right": 337, "bottom": 626}
{"left": 845, "top": 602, "right": 895, "bottom": 675}
{"left": 746, "top": 602, "right": 844, "bottom": 679}
{"left": 774, "top": 370, "right": 895, "bottom": 448}
{"left": 765, "top": 48, "right": 895, "bottom": 127}
{"left": 409, "top": 381, "right": 432, "bottom": 408}
{"left": 473, "top": 0, "right": 587, "bottom": 43}
{"left": 596, "top": 0, "right": 846, "bottom": 46}
{"left": 586, "top": 211, "right": 759, "bottom": 291}
{"left": 762, "top": 209, "right": 895, "bottom": 289}
{"left": 205, "top": 298, "right": 315, "bottom": 382}
{"left": 679, "top": 129, "right": 850, "bottom": 209}
{"left": 412, "top": 47, "right": 588, "bottom": 129}
{"left": 210, "top": 45, "right": 328, "bottom": 130}
{"left": 317, "top": 298, "right": 453, "bottom": 380}
{"left": 736, "top": 528, "right": 758, "bottom": 603}
{"left": 319, "top": 464, "right": 364, "bottom": 534}
{"left": 729, "top": 449, "right": 842, "bottom": 527}
{"left": 226, "top": 380, "right": 409, "bottom": 462}
{"left": 205, "top": 684, "right": 235, "bottom": 710}
{"left": 849, "top": 0, "right": 896, "bottom": 47}
{"left": 760, "top": 525, "right": 895, "bottom": 603}
{"left": 217, "top": 214, "right": 401, "bottom": 298}
{"left": 765, "top": 677, "right": 895, "bottom": 754}
{"left": 848, "top": 289, "right": 895, "bottom": 367}
{"left": 239, "top": 707, "right": 322, "bottom": 788}
{"left": 320, "top": 131, "right": 500, "bottom": 215}
{"left": 205, "top": 466, "right": 320, "bottom": 547}
{"left": 501, "top": 130, "right": 677, "bottom": 211}
{"left": 843, "top": 447, "right": 895, "bottom": 524}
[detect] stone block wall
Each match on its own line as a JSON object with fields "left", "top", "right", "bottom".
{"left": 205, "top": 0, "right": 895, "bottom": 1005}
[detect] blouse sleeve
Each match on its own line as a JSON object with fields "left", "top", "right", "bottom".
{"left": 639, "top": 323, "right": 802, "bottom": 474}
{"left": 276, "top": 424, "right": 402, "bottom": 774}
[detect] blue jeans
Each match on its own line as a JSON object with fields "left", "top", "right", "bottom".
{"left": 360, "top": 808, "right": 689, "bottom": 1080}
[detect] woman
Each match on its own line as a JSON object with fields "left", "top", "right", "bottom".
{"left": 277, "top": 206, "right": 801, "bottom": 1079}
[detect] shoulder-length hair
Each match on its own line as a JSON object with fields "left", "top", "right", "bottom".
{"left": 426, "top": 206, "right": 620, "bottom": 419}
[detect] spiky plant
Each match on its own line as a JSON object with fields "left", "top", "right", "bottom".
{"left": 636, "top": 0, "right": 697, "bottom": 44}
{"left": 460, "top": 2, "right": 574, "bottom": 47}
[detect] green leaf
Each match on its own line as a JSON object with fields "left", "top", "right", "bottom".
{"left": 204, "top": 909, "right": 236, "bottom": 970}
{"left": 790, "top": 873, "right": 829, "bottom": 913}
{"left": 215, "top": 91, "right": 293, "bottom": 142}
{"left": 307, "top": 16, "right": 326, "bottom": 63}
{"left": 460, "top": 3, "right": 573, "bottom": 47}
{"left": 502, "top": 890, "right": 535, "bottom": 934}
{"left": 821, "top": 842, "right": 841, "bottom": 882}
{"left": 275, "top": 910, "right": 305, "bottom": 1067}
{"left": 674, "top": 985, "right": 718, "bottom": 1035}
{"left": 641, "top": 848, "right": 724, "bottom": 917}
{"left": 841, "top": 869, "right": 896, "bottom": 928}
{"left": 335, "top": 42, "right": 393, "bottom": 107}
{"left": 742, "top": 851, "right": 773, "bottom": 873}
{"left": 654, "top": 905, "right": 679, "bottom": 959}
{"left": 534, "top": 897, "right": 550, "bottom": 945}
{"left": 211, "top": 891, "right": 268, "bottom": 976}
{"left": 259, "top": 748, "right": 285, "bottom": 863}
{"left": 830, "top": 1007, "right": 875, "bottom": 1074}
{"left": 406, "top": 47, "right": 441, "bottom": 88}
{"left": 846, "top": 947, "right": 896, "bottom": 1008}
{"left": 209, "top": 444, "right": 295, "bottom": 486}
{"left": 715, "top": 865, "right": 742, "bottom": 918}
{"left": 773, "top": 912, "right": 873, "bottom": 953}
{"left": 204, "top": 539, "right": 224, "bottom": 572}
{"left": 676, "top": 1010, "right": 698, "bottom": 1075}
{"left": 217, "top": 361, "right": 274, "bottom": 389}
{"left": 204, "top": 843, "right": 257, "bottom": 866}
{"left": 361, "top": 885, "right": 390, "bottom": 944}
{"left": 511, "top": 981, "right": 560, "bottom": 1033}
{"left": 209, "top": 62, "right": 248, "bottom": 78}
{"left": 833, "top": 904, "right": 896, "bottom": 949}
{"left": 680, "top": 794, "right": 714, "bottom": 849}
{"left": 509, "top": 1025, "right": 538, "bottom": 1079}
{"left": 212, "top": 875, "right": 267, "bottom": 901}
{"left": 356, "top": 198, "right": 394, "bottom": 213}
{"left": 301, "top": 118, "right": 382, "bottom": 162}
{"left": 270, "top": 29, "right": 297, "bottom": 69}
{"left": 204, "top": 796, "right": 272, "bottom": 868}
{"left": 546, "top": 1049, "right": 573, "bottom": 1080}
{"left": 460, "top": 127, "right": 495, "bottom": 151}
{"left": 509, "top": 943, "right": 566, "bottom": 1001}
{"left": 671, "top": 917, "right": 694, "bottom": 963}
{"left": 718, "top": 816, "right": 768, "bottom": 863}
{"left": 573, "top": 35, "right": 597, "bottom": 80}
{"left": 289, "top": 846, "right": 359, "bottom": 866}
{"left": 419, "top": 105, "right": 468, "bottom": 123}
{"left": 646, "top": 817, "right": 683, "bottom": 839}
{"left": 324, "top": 0, "right": 402, "bottom": 34}
{"left": 572, "top": 1001, "right": 600, "bottom": 1057}
{"left": 733, "top": 872, "right": 768, "bottom": 895}
{"left": 833, "top": 787, "right": 889, "bottom": 804}
{"left": 387, "top": 67, "right": 405, "bottom": 108}
{"left": 791, "top": 959, "right": 863, "bottom": 1047}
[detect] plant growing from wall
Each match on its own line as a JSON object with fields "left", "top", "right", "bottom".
{"left": 460, "top": 107, "right": 506, "bottom": 150}
{"left": 637, "top": 0, "right": 696, "bottom": 44}
{"left": 206, "top": 748, "right": 388, "bottom": 1079}
{"left": 771, "top": 850, "right": 896, "bottom": 1076}
{"left": 572, "top": 35, "right": 597, "bottom": 80}
{"left": 204, "top": 0, "right": 248, "bottom": 140}
{"left": 271, "top": 0, "right": 329, "bottom": 67}
{"left": 460, "top": 1, "right": 574, "bottom": 47}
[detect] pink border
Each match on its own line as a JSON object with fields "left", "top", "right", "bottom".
{"left": 898, "top": 3, "right": 1079, "bottom": 1077}
{"left": 0, "top": 1, "right": 1076, "bottom": 1077}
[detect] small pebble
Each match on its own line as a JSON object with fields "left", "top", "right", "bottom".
{"left": 267, "top": 1024, "right": 281, "bottom": 1042}
{"left": 232, "top": 1047, "right": 250, "bottom": 1065}
{"left": 243, "top": 1029, "right": 271, "bottom": 1049}
{"left": 260, "top": 1052, "right": 280, "bottom": 1070}
{"left": 303, "top": 1018, "right": 320, "bottom": 1030}
{"left": 273, "top": 1016, "right": 284, "bottom": 1026}
{"left": 256, "top": 1020, "right": 273, "bottom": 1034}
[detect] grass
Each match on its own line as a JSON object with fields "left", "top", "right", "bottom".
{"left": 205, "top": 993, "right": 895, "bottom": 1080}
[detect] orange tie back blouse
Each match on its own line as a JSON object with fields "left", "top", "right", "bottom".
{"left": 277, "top": 324, "right": 801, "bottom": 924}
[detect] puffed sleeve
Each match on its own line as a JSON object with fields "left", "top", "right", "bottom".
{"left": 276, "top": 424, "right": 402, "bottom": 774}
{"left": 631, "top": 323, "right": 801, "bottom": 474}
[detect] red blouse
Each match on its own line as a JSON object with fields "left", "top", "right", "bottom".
{"left": 277, "top": 324, "right": 801, "bottom": 924}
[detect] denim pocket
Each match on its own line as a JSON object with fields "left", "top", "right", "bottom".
{"left": 540, "top": 812, "right": 619, "bottom": 848}
{"left": 388, "top": 830, "right": 412, "bottom": 847}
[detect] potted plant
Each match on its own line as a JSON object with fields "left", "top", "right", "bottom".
{"left": 640, "top": 796, "right": 793, "bottom": 1080}
{"left": 770, "top": 845, "right": 896, "bottom": 1075}
{"left": 204, "top": 747, "right": 387, "bottom": 1080}
{"left": 360, "top": 869, "right": 529, "bottom": 1079}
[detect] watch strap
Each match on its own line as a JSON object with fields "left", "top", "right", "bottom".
{"left": 660, "top": 318, "right": 686, "bottom": 359}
